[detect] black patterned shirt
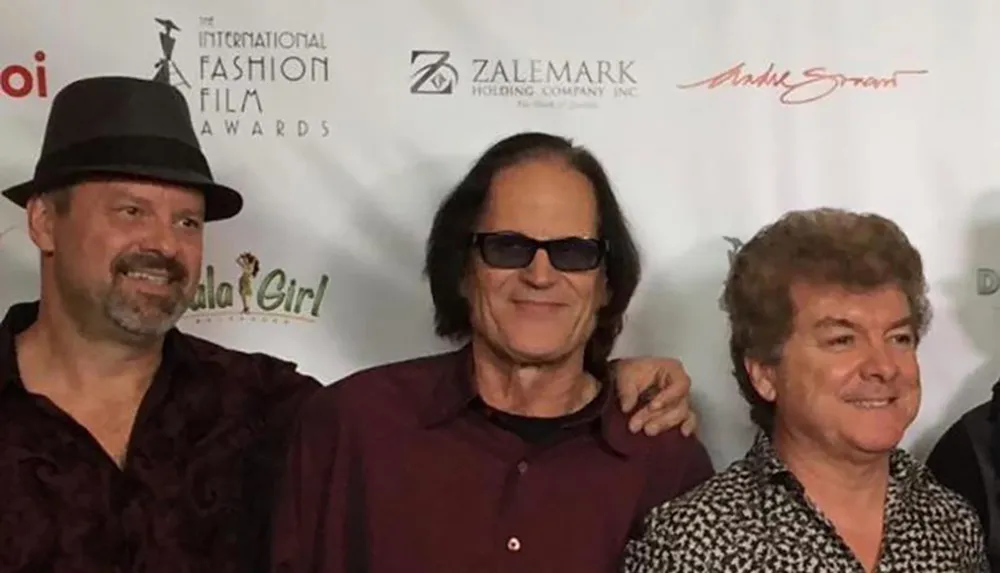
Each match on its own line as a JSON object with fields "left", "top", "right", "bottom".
{"left": 622, "top": 432, "right": 988, "bottom": 572}
{"left": 0, "top": 301, "right": 320, "bottom": 573}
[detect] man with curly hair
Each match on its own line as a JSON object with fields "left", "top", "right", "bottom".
{"left": 623, "top": 208, "right": 987, "bottom": 572}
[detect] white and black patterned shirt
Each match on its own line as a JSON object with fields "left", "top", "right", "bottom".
{"left": 622, "top": 433, "right": 988, "bottom": 572}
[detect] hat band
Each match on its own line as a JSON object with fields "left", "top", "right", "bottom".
{"left": 33, "top": 135, "right": 213, "bottom": 180}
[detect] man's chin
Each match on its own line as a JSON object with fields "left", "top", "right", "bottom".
{"left": 105, "top": 300, "right": 187, "bottom": 338}
{"left": 505, "top": 344, "right": 577, "bottom": 367}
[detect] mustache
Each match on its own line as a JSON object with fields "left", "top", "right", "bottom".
{"left": 112, "top": 251, "right": 189, "bottom": 283}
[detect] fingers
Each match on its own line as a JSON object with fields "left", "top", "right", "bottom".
{"left": 627, "top": 371, "right": 695, "bottom": 436}
{"left": 641, "top": 402, "right": 690, "bottom": 436}
{"left": 647, "top": 372, "right": 681, "bottom": 411}
{"left": 617, "top": 374, "right": 638, "bottom": 413}
{"left": 624, "top": 374, "right": 664, "bottom": 433}
{"left": 634, "top": 373, "right": 665, "bottom": 411}
{"left": 628, "top": 404, "right": 654, "bottom": 434}
{"left": 680, "top": 410, "right": 698, "bottom": 437}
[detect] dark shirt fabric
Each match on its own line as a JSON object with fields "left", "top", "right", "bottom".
{"left": 926, "top": 401, "right": 1000, "bottom": 569}
{"left": 0, "top": 301, "right": 320, "bottom": 573}
{"left": 269, "top": 346, "right": 715, "bottom": 573}
{"left": 471, "top": 392, "right": 602, "bottom": 444}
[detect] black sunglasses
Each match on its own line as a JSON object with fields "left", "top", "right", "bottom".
{"left": 471, "top": 232, "right": 607, "bottom": 272}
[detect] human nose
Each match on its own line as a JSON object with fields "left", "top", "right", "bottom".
{"left": 520, "top": 247, "right": 559, "bottom": 287}
{"left": 861, "top": 340, "right": 900, "bottom": 382}
{"left": 141, "top": 216, "right": 182, "bottom": 258}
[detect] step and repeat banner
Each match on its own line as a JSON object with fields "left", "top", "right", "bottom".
{"left": 1, "top": 0, "right": 999, "bottom": 465}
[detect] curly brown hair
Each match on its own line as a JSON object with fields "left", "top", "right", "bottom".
{"left": 720, "top": 208, "right": 931, "bottom": 434}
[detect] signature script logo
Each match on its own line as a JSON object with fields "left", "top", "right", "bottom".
{"left": 678, "top": 62, "right": 928, "bottom": 105}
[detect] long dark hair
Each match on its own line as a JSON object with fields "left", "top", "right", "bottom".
{"left": 423, "top": 131, "right": 641, "bottom": 380}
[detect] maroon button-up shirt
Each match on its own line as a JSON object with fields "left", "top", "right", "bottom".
{"left": 270, "top": 347, "right": 714, "bottom": 573}
{"left": 0, "top": 301, "right": 320, "bottom": 573}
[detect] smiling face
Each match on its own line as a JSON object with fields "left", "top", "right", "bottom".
{"left": 748, "top": 282, "right": 921, "bottom": 460}
{"left": 27, "top": 179, "right": 205, "bottom": 343}
{"left": 465, "top": 156, "right": 608, "bottom": 365}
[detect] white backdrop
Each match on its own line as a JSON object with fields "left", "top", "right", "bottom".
{"left": 2, "top": 0, "right": 1000, "bottom": 466}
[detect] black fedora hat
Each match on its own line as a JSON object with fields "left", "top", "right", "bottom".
{"left": 2, "top": 75, "right": 243, "bottom": 221}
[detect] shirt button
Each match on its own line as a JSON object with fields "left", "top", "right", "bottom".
{"left": 517, "top": 461, "right": 528, "bottom": 474}
{"left": 507, "top": 537, "right": 521, "bottom": 552}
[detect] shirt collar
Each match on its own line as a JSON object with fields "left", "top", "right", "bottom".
{"left": 0, "top": 301, "right": 35, "bottom": 395}
{"left": 420, "top": 344, "right": 478, "bottom": 427}
{"left": 746, "top": 430, "right": 927, "bottom": 493}
{"left": 0, "top": 300, "right": 192, "bottom": 397}
{"left": 420, "top": 344, "right": 635, "bottom": 457}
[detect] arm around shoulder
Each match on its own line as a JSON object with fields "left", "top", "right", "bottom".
{"left": 643, "top": 430, "right": 714, "bottom": 510}
{"left": 253, "top": 353, "right": 323, "bottom": 438}
{"left": 269, "top": 386, "right": 354, "bottom": 573}
{"left": 675, "top": 433, "right": 715, "bottom": 495}
{"left": 623, "top": 433, "right": 714, "bottom": 573}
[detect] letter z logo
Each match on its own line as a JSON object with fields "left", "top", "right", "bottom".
{"left": 410, "top": 50, "right": 459, "bottom": 94}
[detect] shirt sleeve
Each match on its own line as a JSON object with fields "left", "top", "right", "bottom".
{"left": 269, "top": 386, "right": 355, "bottom": 573}
{"left": 638, "top": 431, "right": 714, "bottom": 517}
{"left": 620, "top": 506, "right": 699, "bottom": 573}
{"left": 241, "top": 356, "right": 323, "bottom": 573}
{"left": 255, "top": 355, "right": 322, "bottom": 440}
{"left": 926, "top": 420, "right": 990, "bottom": 532}
{"left": 675, "top": 435, "right": 715, "bottom": 495}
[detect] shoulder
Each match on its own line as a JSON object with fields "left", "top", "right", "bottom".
{"left": 624, "top": 458, "right": 758, "bottom": 570}
{"left": 653, "top": 456, "right": 756, "bottom": 528}
{"left": 635, "top": 457, "right": 758, "bottom": 546}
{"left": 635, "top": 428, "right": 715, "bottom": 500}
{"left": 960, "top": 401, "right": 993, "bottom": 426}
{"left": 933, "top": 402, "right": 991, "bottom": 453}
{"left": 645, "top": 428, "right": 714, "bottom": 470}
{"left": 921, "top": 474, "right": 984, "bottom": 526}
{"left": 299, "top": 348, "right": 463, "bottom": 424}
{"left": 901, "top": 452, "right": 986, "bottom": 550}
{"left": 925, "top": 403, "right": 991, "bottom": 494}
{"left": 175, "top": 329, "right": 320, "bottom": 390}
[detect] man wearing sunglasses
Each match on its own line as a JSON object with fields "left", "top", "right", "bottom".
{"left": 270, "top": 132, "right": 715, "bottom": 573}
{"left": 0, "top": 79, "right": 697, "bottom": 573}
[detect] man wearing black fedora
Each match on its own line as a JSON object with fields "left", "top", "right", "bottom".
{"left": 0, "top": 75, "right": 699, "bottom": 572}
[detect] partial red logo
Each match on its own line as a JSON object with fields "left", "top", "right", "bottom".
{"left": 679, "top": 62, "right": 927, "bottom": 105}
{"left": 1, "top": 51, "right": 48, "bottom": 98}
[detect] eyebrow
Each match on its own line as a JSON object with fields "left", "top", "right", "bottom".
{"left": 179, "top": 207, "right": 206, "bottom": 221}
{"left": 104, "top": 187, "right": 136, "bottom": 202}
{"left": 812, "top": 316, "right": 913, "bottom": 332}
{"left": 106, "top": 188, "right": 204, "bottom": 219}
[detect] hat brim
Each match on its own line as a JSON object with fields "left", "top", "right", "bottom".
{"left": 2, "top": 164, "right": 243, "bottom": 222}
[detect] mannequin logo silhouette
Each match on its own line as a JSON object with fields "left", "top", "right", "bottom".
{"left": 152, "top": 17, "right": 191, "bottom": 89}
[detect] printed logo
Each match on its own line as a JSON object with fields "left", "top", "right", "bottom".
{"left": 409, "top": 49, "right": 639, "bottom": 110}
{"left": 410, "top": 50, "right": 458, "bottom": 94}
{"left": 976, "top": 268, "right": 1000, "bottom": 297}
{"left": 149, "top": 16, "right": 331, "bottom": 138}
{"left": 1, "top": 51, "right": 48, "bottom": 98}
{"left": 152, "top": 18, "right": 190, "bottom": 89}
{"left": 679, "top": 62, "right": 928, "bottom": 105}
{"left": 186, "top": 252, "right": 329, "bottom": 325}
